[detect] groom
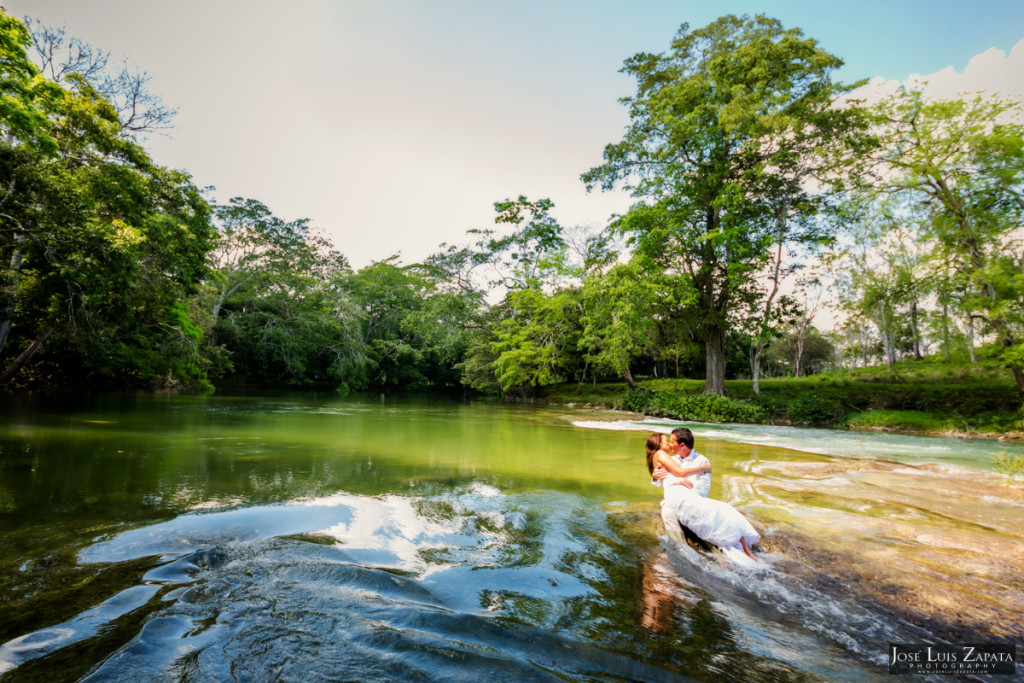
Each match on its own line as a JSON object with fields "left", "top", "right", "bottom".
{"left": 653, "top": 427, "right": 715, "bottom": 551}
{"left": 652, "top": 427, "right": 711, "bottom": 497}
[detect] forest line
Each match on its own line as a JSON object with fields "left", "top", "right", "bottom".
{"left": 2, "top": 11, "right": 1022, "bottom": 401}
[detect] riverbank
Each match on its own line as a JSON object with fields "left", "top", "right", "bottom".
{"left": 539, "top": 376, "right": 1024, "bottom": 443}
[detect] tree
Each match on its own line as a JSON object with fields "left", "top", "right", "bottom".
{"left": 744, "top": 212, "right": 800, "bottom": 393}
{"left": 463, "top": 195, "right": 569, "bottom": 292}
{"left": 206, "top": 197, "right": 314, "bottom": 333}
{"left": 344, "top": 257, "right": 430, "bottom": 389}
{"left": 490, "top": 287, "right": 584, "bottom": 394}
{"left": 206, "top": 198, "right": 367, "bottom": 388}
{"left": 844, "top": 88, "right": 1024, "bottom": 390}
{"left": 1, "top": 12, "right": 214, "bottom": 388}
{"left": 449, "top": 196, "right": 587, "bottom": 395}
{"left": 583, "top": 14, "right": 860, "bottom": 395}
{"left": 580, "top": 259, "right": 687, "bottom": 388}
{"left": 26, "top": 17, "right": 175, "bottom": 137}
{"left": 765, "top": 324, "right": 835, "bottom": 376}
{"left": 0, "top": 12, "right": 61, "bottom": 155}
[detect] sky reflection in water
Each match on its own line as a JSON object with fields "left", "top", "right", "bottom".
{"left": 1, "top": 394, "right": 1020, "bottom": 680}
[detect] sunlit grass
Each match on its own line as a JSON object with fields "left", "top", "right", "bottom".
{"left": 540, "top": 368, "right": 1023, "bottom": 436}
{"left": 845, "top": 410, "right": 957, "bottom": 433}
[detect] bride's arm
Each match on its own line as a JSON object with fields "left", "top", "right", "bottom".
{"left": 653, "top": 452, "right": 710, "bottom": 485}
{"left": 653, "top": 452, "right": 711, "bottom": 478}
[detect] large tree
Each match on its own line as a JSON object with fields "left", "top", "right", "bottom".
{"left": 583, "top": 14, "right": 860, "bottom": 394}
{"left": 205, "top": 197, "right": 367, "bottom": 388}
{"left": 845, "top": 88, "right": 1024, "bottom": 391}
{"left": 1, "top": 11, "right": 214, "bottom": 388}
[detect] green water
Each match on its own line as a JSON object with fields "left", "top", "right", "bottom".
{"left": 1, "top": 392, "right": 1021, "bottom": 681}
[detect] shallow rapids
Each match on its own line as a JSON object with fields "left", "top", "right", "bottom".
{"left": 3, "top": 486, "right": 861, "bottom": 681}
{"left": 1, "top": 393, "right": 1021, "bottom": 680}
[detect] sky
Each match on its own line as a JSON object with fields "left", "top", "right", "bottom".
{"left": 8, "top": 0, "right": 1024, "bottom": 269}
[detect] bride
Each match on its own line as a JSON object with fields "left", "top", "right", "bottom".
{"left": 645, "top": 433, "right": 760, "bottom": 562}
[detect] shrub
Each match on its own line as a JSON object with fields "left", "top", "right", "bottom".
{"left": 787, "top": 395, "right": 847, "bottom": 425}
{"left": 619, "top": 388, "right": 654, "bottom": 413}
{"left": 993, "top": 451, "right": 1024, "bottom": 481}
{"left": 619, "top": 388, "right": 768, "bottom": 424}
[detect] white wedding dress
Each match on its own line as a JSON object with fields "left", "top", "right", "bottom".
{"left": 661, "top": 472, "right": 759, "bottom": 553}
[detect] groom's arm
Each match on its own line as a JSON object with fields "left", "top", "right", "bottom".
{"left": 653, "top": 462, "right": 706, "bottom": 482}
{"left": 694, "top": 455, "right": 712, "bottom": 497}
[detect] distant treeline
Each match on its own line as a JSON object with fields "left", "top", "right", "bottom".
{"left": 2, "top": 12, "right": 1022, "bottom": 396}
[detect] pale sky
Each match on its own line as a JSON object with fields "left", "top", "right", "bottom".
{"left": 9, "top": 0, "right": 1024, "bottom": 269}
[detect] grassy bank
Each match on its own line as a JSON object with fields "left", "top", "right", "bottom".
{"left": 541, "top": 369, "right": 1024, "bottom": 441}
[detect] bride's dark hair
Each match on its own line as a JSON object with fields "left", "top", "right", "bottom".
{"left": 645, "top": 433, "right": 663, "bottom": 475}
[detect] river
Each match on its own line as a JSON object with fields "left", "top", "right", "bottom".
{"left": 1, "top": 392, "right": 1021, "bottom": 681}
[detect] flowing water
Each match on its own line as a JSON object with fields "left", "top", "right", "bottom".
{"left": 0, "top": 392, "right": 1021, "bottom": 681}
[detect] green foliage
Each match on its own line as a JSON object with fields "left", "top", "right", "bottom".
{"left": 0, "top": 15, "right": 216, "bottom": 390}
{"left": 833, "top": 351, "right": 1015, "bottom": 384}
{"left": 579, "top": 259, "right": 688, "bottom": 387}
{"left": 209, "top": 213, "right": 368, "bottom": 389}
{"left": 764, "top": 325, "right": 836, "bottom": 377}
{"left": 444, "top": 196, "right": 589, "bottom": 396}
{"left": 489, "top": 288, "right": 584, "bottom": 394}
{"left": 459, "top": 328, "right": 503, "bottom": 394}
{"left": 845, "top": 410, "right": 955, "bottom": 433}
{"left": 464, "top": 196, "right": 569, "bottom": 291}
{"left": 343, "top": 256, "right": 478, "bottom": 391}
{"left": 584, "top": 14, "right": 862, "bottom": 394}
{"left": 214, "top": 283, "right": 368, "bottom": 389}
{"left": 0, "top": 11, "right": 62, "bottom": 155}
{"left": 545, "top": 368, "right": 1021, "bottom": 434}
{"left": 619, "top": 388, "right": 768, "bottom": 424}
{"left": 4, "top": 10, "right": 1021, "bottom": 405}
{"left": 992, "top": 451, "right": 1024, "bottom": 481}
{"left": 834, "top": 87, "right": 1024, "bottom": 388}
{"left": 785, "top": 394, "right": 846, "bottom": 425}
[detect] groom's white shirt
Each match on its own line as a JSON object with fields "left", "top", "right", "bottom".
{"left": 652, "top": 449, "right": 711, "bottom": 498}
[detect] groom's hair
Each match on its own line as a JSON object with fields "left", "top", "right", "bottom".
{"left": 671, "top": 427, "right": 694, "bottom": 450}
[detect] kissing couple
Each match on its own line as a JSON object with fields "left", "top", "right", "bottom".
{"left": 645, "top": 428, "right": 760, "bottom": 562}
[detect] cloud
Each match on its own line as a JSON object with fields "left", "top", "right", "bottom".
{"left": 852, "top": 36, "right": 1024, "bottom": 106}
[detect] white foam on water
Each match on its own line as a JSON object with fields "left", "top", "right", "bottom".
{"left": 573, "top": 416, "right": 1024, "bottom": 470}
{"left": 571, "top": 419, "right": 647, "bottom": 432}
{"left": 0, "top": 627, "right": 76, "bottom": 672}
{"left": 662, "top": 533, "right": 907, "bottom": 660}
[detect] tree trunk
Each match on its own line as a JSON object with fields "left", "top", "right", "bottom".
{"left": 0, "top": 232, "right": 27, "bottom": 356}
{"left": 876, "top": 301, "right": 895, "bottom": 369}
{"left": 794, "top": 330, "right": 806, "bottom": 378}
{"left": 751, "top": 341, "right": 763, "bottom": 395}
{"left": 1011, "top": 365, "right": 1024, "bottom": 394}
{"left": 750, "top": 205, "right": 787, "bottom": 397}
{"left": 967, "top": 316, "right": 976, "bottom": 363}
{"left": 879, "top": 330, "right": 892, "bottom": 370}
{"left": 910, "top": 300, "right": 921, "bottom": 361}
{"left": 0, "top": 324, "right": 55, "bottom": 388}
{"left": 704, "top": 329, "right": 726, "bottom": 395}
{"left": 942, "top": 303, "right": 950, "bottom": 357}
{"left": 623, "top": 364, "right": 637, "bottom": 389}
{"left": 886, "top": 332, "right": 897, "bottom": 368}
{"left": 576, "top": 362, "right": 589, "bottom": 391}
{"left": 993, "top": 322, "right": 1024, "bottom": 393}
